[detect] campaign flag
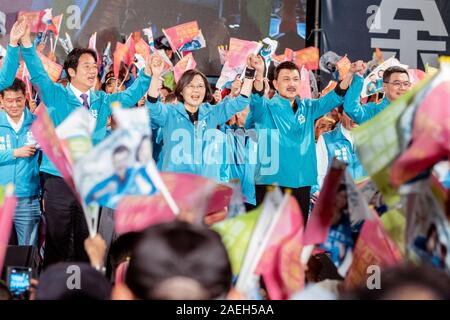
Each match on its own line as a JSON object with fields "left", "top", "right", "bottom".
{"left": 113, "top": 42, "right": 129, "bottom": 80}
{"left": 142, "top": 27, "right": 155, "bottom": 53}
{"left": 361, "top": 57, "right": 409, "bottom": 98}
{"left": 304, "top": 159, "right": 347, "bottom": 246}
{"left": 116, "top": 172, "right": 232, "bottom": 234}
{"left": 408, "top": 69, "right": 427, "bottom": 86}
{"left": 135, "top": 38, "right": 151, "bottom": 60}
{"left": 293, "top": 47, "right": 319, "bottom": 71}
{"left": 336, "top": 55, "right": 351, "bottom": 80}
{"left": 162, "top": 21, "right": 200, "bottom": 52}
{"left": 59, "top": 32, "right": 74, "bottom": 55}
{"left": 0, "top": 185, "right": 17, "bottom": 273}
{"left": 391, "top": 61, "right": 450, "bottom": 187}
{"left": 179, "top": 29, "right": 206, "bottom": 52}
{"left": 125, "top": 34, "right": 136, "bottom": 67}
{"left": 47, "top": 14, "right": 63, "bottom": 37}
{"left": 227, "top": 38, "right": 262, "bottom": 69}
{"left": 345, "top": 210, "right": 403, "bottom": 289}
{"left": 320, "top": 80, "right": 337, "bottom": 97}
{"left": 213, "top": 207, "right": 261, "bottom": 276}
{"left": 31, "top": 105, "right": 76, "bottom": 193}
{"left": 298, "top": 66, "right": 312, "bottom": 99}
{"left": 173, "top": 52, "right": 197, "bottom": 82}
{"left": 87, "top": 32, "right": 101, "bottom": 72}
{"left": 18, "top": 10, "right": 45, "bottom": 33}
{"left": 100, "top": 42, "right": 113, "bottom": 82}
{"left": 255, "top": 195, "right": 305, "bottom": 300}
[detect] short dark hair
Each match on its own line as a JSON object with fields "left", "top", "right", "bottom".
{"left": 274, "top": 61, "right": 300, "bottom": 80}
{"left": 113, "top": 145, "right": 130, "bottom": 156}
{"left": 0, "top": 78, "right": 26, "bottom": 97}
{"left": 63, "top": 48, "right": 98, "bottom": 81}
{"left": 175, "top": 69, "right": 214, "bottom": 104}
{"left": 382, "top": 66, "right": 409, "bottom": 83}
{"left": 125, "top": 221, "right": 232, "bottom": 300}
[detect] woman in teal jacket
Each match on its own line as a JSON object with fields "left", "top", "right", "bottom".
{"left": 0, "top": 79, "right": 41, "bottom": 246}
{"left": 144, "top": 56, "right": 255, "bottom": 181}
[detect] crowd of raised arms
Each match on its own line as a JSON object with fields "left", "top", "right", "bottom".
{"left": 0, "top": 16, "right": 449, "bottom": 301}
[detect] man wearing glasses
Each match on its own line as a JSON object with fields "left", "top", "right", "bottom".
{"left": 343, "top": 65, "right": 411, "bottom": 124}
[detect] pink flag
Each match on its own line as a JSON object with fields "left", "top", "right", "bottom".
{"left": 391, "top": 81, "right": 450, "bottom": 187}
{"left": 255, "top": 196, "right": 305, "bottom": 300}
{"left": 18, "top": 10, "right": 46, "bottom": 33}
{"left": 345, "top": 210, "right": 402, "bottom": 289}
{"left": 113, "top": 42, "right": 128, "bottom": 80}
{"left": 407, "top": 69, "right": 427, "bottom": 86}
{"left": 173, "top": 53, "right": 197, "bottom": 82}
{"left": 0, "top": 186, "right": 17, "bottom": 272}
{"left": 162, "top": 21, "right": 200, "bottom": 52}
{"left": 135, "top": 38, "right": 151, "bottom": 60}
{"left": 303, "top": 159, "right": 347, "bottom": 245}
{"left": 37, "top": 52, "right": 63, "bottom": 82}
{"left": 115, "top": 173, "right": 233, "bottom": 234}
{"left": 293, "top": 47, "right": 319, "bottom": 71}
{"left": 31, "top": 106, "right": 77, "bottom": 195}
{"left": 47, "top": 14, "right": 63, "bottom": 36}
{"left": 298, "top": 66, "right": 312, "bottom": 99}
{"left": 227, "top": 38, "right": 261, "bottom": 69}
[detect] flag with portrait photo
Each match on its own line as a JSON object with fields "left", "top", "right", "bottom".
{"left": 162, "top": 20, "right": 201, "bottom": 53}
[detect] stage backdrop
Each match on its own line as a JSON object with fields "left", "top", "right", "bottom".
{"left": 0, "top": 0, "right": 308, "bottom": 76}
{"left": 321, "top": 0, "right": 450, "bottom": 69}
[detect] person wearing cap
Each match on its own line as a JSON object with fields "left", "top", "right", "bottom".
{"left": 344, "top": 65, "right": 412, "bottom": 124}
{"left": 17, "top": 20, "right": 153, "bottom": 266}
{"left": 112, "top": 221, "right": 233, "bottom": 300}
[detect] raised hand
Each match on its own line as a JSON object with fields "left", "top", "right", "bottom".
{"left": 9, "top": 18, "right": 27, "bottom": 46}
{"left": 147, "top": 55, "right": 165, "bottom": 77}
{"left": 247, "top": 53, "right": 265, "bottom": 76}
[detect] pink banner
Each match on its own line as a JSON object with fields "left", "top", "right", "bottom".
{"left": 303, "top": 160, "right": 346, "bottom": 245}
{"left": 345, "top": 211, "right": 402, "bottom": 288}
{"left": 0, "top": 187, "right": 17, "bottom": 272}
{"left": 163, "top": 21, "right": 200, "bottom": 52}
{"left": 31, "top": 106, "right": 76, "bottom": 193}
{"left": 391, "top": 81, "right": 450, "bottom": 187}
{"left": 298, "top": 66, "right": 312, "bottom": 99}
{"left": 115, "top": 173, "right": 232, "bottom": 234}
{"left": 227, "top": 38, "right": 261, "bottom": 69}
{"left": 256, "top": 196, "right": 305, "bottom": 300}
{"left": 173, "top": 53, "right": 197, "bottom": 82}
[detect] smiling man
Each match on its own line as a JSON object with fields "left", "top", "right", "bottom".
{"left": 16, "top": 21, "right": 152, "bottom": 266}
{"left": 248, "top": 56, "right": 356, "bottom": 222}
{"left": 0, "top": 79, "right": 41, "bottom": 246}
{"left": 344, "top": 66, "right": 412, "bottom": 124}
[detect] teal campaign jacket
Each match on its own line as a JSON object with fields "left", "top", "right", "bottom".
{"left": 322, "top": 123, "right": 367, "bottom": 181}
{"left": 344, "top": 74, "right": 390, "bottom": 124}
{"left": 0, "top": 109, "right": 40, "bottom": 197}
{"left": 0, "top": 45, "right": 20, "bottom": 91}
{"left": 21, "top": 44, "right": 151, "bottom": 177}
{"left": 249, "top": 91, "right": 344, "bottom": 188}
{"left": 145, "top": 95, "right": 249, "bottom": 181}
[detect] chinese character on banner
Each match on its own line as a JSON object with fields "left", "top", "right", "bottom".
{"left": 162, "top": 21, "right": 200, "bottom": 52}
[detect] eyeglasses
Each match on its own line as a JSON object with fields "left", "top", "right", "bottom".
{"left": 186, "top": 84, "right": 206, "bottom": 90}
{"left": 384, "top": 81, "right": 411, "bottom": 88}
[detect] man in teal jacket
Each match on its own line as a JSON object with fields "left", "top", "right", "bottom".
{"left": 0, "top": 79, "right": 41, "bottom": 246}
{"left": 18, "top": 22, "right": 152, "bottom": 265}
{"left": 248, "top": 56, "right": 356, "bottom": 222}
{"left": 344, "top": 66, "right": 411, "bottom": 124}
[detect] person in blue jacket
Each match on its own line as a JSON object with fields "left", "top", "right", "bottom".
{"left": 144, "top": 55, "right": 255, "bottom": 181}
{"left": 17, "top": 21, "right": 152, "bottom": 265}
{"left": 316, "top": 107, "right": 367, "bottom": 189}
{"left": 0, "top": 79, "right": 41, "bottom": 246}
{"left": 344, "top": 65, "right": 411, "bottom": 124}
{"left": 248, "top": 55, "right": 357, "bottom": 222}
